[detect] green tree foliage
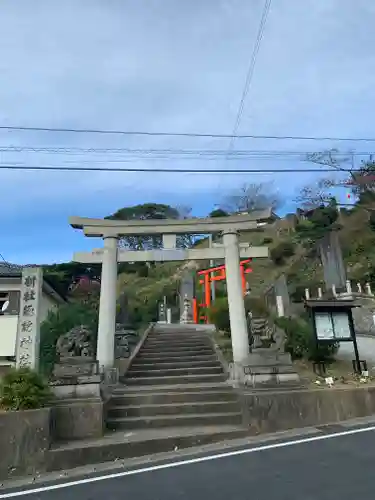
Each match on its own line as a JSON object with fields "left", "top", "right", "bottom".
{"left": 44, "top": 262, "right": 101, "bottom": 296}
{"left": 295, "top": 204, "right": 339, "bottom": 246}
{"left": 209, "top": 208, "right": 229, "bottom": 218}
{"left": 39, "top": 298, "right": 99, "bottom": 377}
{"left": 270, "top": 241, "right": 296, "bottom": 265}
{"left": 0, "top": 368, "right": 51, "bottom": 411}
{"left": 106, "top": 203, "right": 192, "bottom": 250}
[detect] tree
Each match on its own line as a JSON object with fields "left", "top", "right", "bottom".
{"left": 105, "top": 203, "right": 192, "bottom": 250}
{"left": 221, "top": 182, "right": 280, "bottom": 214}
{"left": 209, "top": 208, "right": 229, "bottom": 218}
{"left": 307, "top": 150, "right": 375, "bottom": 206}
{"left": 44, "top": 262, "right": 101, "bottom": 296}
{"left": 351, "top": 158, "right": 375, "bottom": 202}
{"left": 295, "top": 177, "right": 336, "bottom": 210}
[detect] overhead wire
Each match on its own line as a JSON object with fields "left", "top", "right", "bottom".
{"left": 0, "top": 126, "right": 374, "bottom": 142}
{"left": 0, "top": 164, "right": 366, "bottom": 174}
{"left": 227, "top": 0, "right": 272, "bottom": 152}
{"left": 0, "top": 146, "right": 372, "bottom": 157}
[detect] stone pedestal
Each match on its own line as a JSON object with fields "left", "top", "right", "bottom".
{"left": 51, "top": 357, "right": 101, "bottom": 399}
{"left": 50, "top": 356, "right": 104, "bottom": 441}
{"left": 229, "top": 349, "right": 300, "bottom": 388}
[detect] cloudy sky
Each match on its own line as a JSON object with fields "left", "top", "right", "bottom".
{"left": 1, "top": 0, "right": 374, "bottom": 264}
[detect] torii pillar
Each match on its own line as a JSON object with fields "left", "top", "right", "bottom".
{"left": 96, "top": 236, "right": 118, "bottom": 370}
{"left": 223, "top": 231, "right": 249, "bottom": 363}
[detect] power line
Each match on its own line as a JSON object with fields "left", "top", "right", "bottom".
{"left": 0, "top": 163, "right": 365, "bottom": 174}
{"left": 0, "top": 146, "right": 373, "bottom": 156}
{"left": 228, "top": 0, "right": 272, "bottom": 151}
{"left": 1, "top": 125, "right": 375, "bottom": 142}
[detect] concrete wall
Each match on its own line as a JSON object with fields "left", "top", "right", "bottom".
{"left": 0, "top": 316, "right": 18, "bottom": 358}
{"left": 0, "top": 408, "right": 51, "bottom": 480}
{"left": 0, "top": 282, "right": 60, "bottom": 365}
{"left": 244, "top": 385, "right": 375, "bottom": 434}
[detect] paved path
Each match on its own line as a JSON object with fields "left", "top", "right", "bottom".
{"left": 337, "top": 334, "right": 375, "bottom": 366}
{"left": 2, "top": 424, "right": 375, "bottom": 500}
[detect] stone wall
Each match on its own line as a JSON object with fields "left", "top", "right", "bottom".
{"left": 244, "top": 385, "right": 375, "bottom": 434}
{"left": 0, "top": 408, "right": 51, "bottom": 480}
{"left": 51, "top": 399, "right": 104, "bottom": 441}
{"left": 351, "top": 296, "right": 375, "bottom": 336}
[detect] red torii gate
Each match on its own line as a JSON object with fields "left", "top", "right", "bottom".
{"left": 193, "top": 259, "right": 252, "bottom": 323}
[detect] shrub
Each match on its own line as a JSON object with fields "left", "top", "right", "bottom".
{"left": 0, "top": 368, "right": 52, "bottom": 411}
{"left": 208, "top": 296, "right": 268, "bottom": 334}
{"left": 274, "top": 316, "right": 338, "bottom": 362}
{"left": 40, "top": 299, "right": 98, "bottom": 377}
{"left": 270, "top": 241, "right": 295, "bottom": 265}
{"left": 207, "top": 298, "right": 230, "bottom": 332}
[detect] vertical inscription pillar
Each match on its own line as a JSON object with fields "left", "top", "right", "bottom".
{"left": 16, "top": 267, "right": 43, "bottom": 371}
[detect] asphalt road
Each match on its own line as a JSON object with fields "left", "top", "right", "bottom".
{"left": 2, "top": 426, "right": 375, "bottom": 500}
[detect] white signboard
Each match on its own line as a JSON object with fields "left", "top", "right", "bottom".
{"left": 16, "top": 267, "right": 43, "bottom": 370}
{"left": 315, "top": 311, "right": 352, "bottom": 341}
{"left": 332, "top": 312, "right": 351, "bottom": 339}
{"left": 315, "top": 312, "right": 334, "bottom": 340}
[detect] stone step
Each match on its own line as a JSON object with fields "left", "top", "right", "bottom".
{"left": 130, "top": 359, "right": 222, "bottom": 370}
{"left": 108, "top": 401, "right": 241, "bottom": 418}
{"left": 146, "top": 334, "right": 210, "bottom": 340}
{"left": 139, "top": 347, "right": 214, "bottom": 356}
{"left": 124, "top": 374, "right": 227, "bottom": 386}
{"left": 110, "top": 389, "right": 239, "bottom": 406}
{"left": 46, "top": 426, "right": 249, "bottom": 473}
{"left": 143, "top": 340, "right": 212, "bottom": 348}
{"left": 142, "top": 344, "right": 212, "bottom": 352}
{"left": 134, "top": 354, "right": 219, "bottom": 364}
{"left": 107, "top": 411, "right": 243, "bottom": 430}
{"left": 127, "top": 366, "right": 224, "bottom": 378}
{"left": 148, "top": 335, "right": 211, "bottom": 342}
{"left": 113, "top": 381, "right": 232, "bottom": 394}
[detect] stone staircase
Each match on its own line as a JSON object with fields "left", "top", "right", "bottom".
{"left": 106, "top": 324, "right": 245, "bottom": 432}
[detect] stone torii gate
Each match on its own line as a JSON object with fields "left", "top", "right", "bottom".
{"left": 69, "top": 212, "right": 270, "bottom": 375}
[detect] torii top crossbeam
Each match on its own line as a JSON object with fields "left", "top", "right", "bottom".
{"left": 69, "top": 210, "right": 272, "bottom": 238}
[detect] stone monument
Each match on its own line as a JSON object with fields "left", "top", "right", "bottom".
{"left": 319, "top": 231, "right": 346, "bottom": 289}
{"left": 114, "top": 323, "right": 138, "bottom": 359}
{"left": 15, "top": 267, "right": 43, "bottom": 370}
{"left": 179, "top": 271, "right": 194, "bottom": 321}
{"left": 230, "top": 318, "right": 300, "bottom": 388}
{"left": 50, "top": 325, "right": 101, "bottom": 399}
{"left": 180, "top": 294, "right": 193, "bottom": 324}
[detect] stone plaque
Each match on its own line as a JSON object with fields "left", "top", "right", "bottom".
{"left": 16, "top": 267, "right": 43, "bottom": 370}
{"left": 274, "top": 274, "right": 291, "bottom": 316}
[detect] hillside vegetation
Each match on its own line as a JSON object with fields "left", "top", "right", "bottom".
{"left": 42, "top": 167, "right": 375, "bottom": 332}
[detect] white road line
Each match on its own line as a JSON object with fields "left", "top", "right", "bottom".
{"left": 1, "top": 425, "right": 375, "bottom": 498}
